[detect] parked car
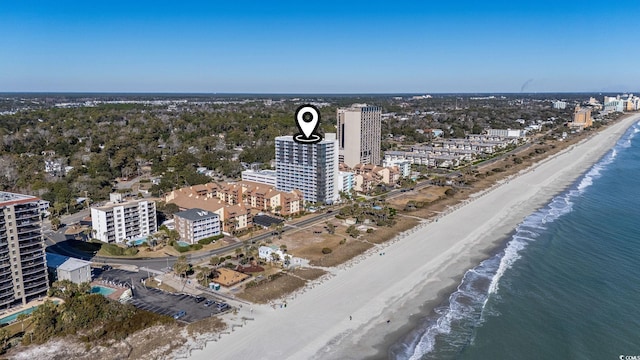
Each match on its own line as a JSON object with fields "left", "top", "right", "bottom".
{"left": 194, "top": 296, "right": 205, "bottom": 303}
{"left": 203, "top": 299, "right": 215, "bottom": 307}
{"left": 216, "top": 303, "right": 229, "bottom": 311}
{"left": 173, "top": 310, "right": 186, "bottom": 320}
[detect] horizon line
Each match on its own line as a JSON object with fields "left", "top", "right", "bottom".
{"left": 0, "top": 91, "right": 634, "bottom": 96}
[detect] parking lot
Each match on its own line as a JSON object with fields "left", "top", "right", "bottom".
{"left": 99, "top": 269, "right": 232, "bottom": 323}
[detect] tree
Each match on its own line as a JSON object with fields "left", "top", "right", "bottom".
{"left": 0, "top": 327, "right": 10, "bottom": 349}
{"left": 209, "top": 256, "right": 221, "bottom": 267}
{"left": 270, "top": 252, "right": 281, "bottom": 263}
{"left": 196, "top": 269, "right": 210, "bottom": 287}
{"left": 167, "top": 229, "right": 180, "bottom": 243}
{"left": 50, "top": 216, "right": 61, "bottom": 231}
{"left": 284, "top": 255, "right": 291, "bottom": 267}
{"left": 279, "top": 244, "right": 287, "bottom": 252}
{"left": 346, "top": 225, "right": 360, "bottom": 238}
{"left": 326, "top": 222, "right": 336, "bottom": 234}
{"left": 173, "top": 255, "right": 189, "bottom": 279}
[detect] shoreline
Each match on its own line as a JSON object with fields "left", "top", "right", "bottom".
{"left": 335, "top": 114, "right": 640, "bottom": 360}
{"left": 186, "top": 113, "right": 640, "bottom": 360}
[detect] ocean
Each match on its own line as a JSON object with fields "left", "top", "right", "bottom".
{"left": 391, "top": 120, "right": 640, "bottom": 360}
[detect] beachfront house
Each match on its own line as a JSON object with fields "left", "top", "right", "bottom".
{"left": 258, "top": 246, "right": 286, "bottom": 262}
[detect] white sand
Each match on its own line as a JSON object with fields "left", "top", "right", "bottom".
{"left": 187, "top": 114, "right": 640, "bottom": 360}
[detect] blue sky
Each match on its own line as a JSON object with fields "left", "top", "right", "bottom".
{"left": 1, "top": 0, "right": 639, "bottom": 93}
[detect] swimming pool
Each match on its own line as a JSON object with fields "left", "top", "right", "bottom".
{"left": 126, "top": 237, "right": 148, "bottom": 246}
{"left": 0, "top": 300, "right": 61, "bottom": 324}
{"left": 91, "top": 285, "right": 116, "bottom": 296}
{"left": 0, "top": 307, "right": 37, "bottom": 325}
{"left": 176, "top": 241, "right": 190, "bottom": 247}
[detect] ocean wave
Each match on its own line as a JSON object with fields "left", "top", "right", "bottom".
{"left": 398, "top": 122, "right": 640, "bottom": 360}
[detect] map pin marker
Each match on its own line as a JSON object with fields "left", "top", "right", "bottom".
{"left": 294, "top": 105, "right": 322, "bottom": 144}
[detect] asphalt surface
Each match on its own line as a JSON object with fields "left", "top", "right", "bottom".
{"left": 99, "top": 269, "right": 231, "bottom": 323}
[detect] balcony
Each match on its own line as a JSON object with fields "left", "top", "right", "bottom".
{"left": 21, "top": 260, "right": 45, "bottom": 273}
{"left": 13, "top": 207, "right": 39, "bottom": 216}
{"left": 18, "top": 232, "right": 42, "bottom": 242}
{"left": 0, "top": 293, "right": 15, "bottom": 303}
{"left": 20, "top": 252, "right": 43, "bottom": 262}
{"left": 19, "top": 245, "right": 43, "bottom": 257}
{"left": 0, "top": 273, "right": 11, "bottom": 281}
{"left": 17, "top": 225, "right": 41, "bottom": 235}
{"left": 18, "top": 239, "right": 42, "bottom": 249}
{"left": 23, "top": 278, "right": 47, "bottom": 290}
{"left": 22, "top": 271, "right": 46, "bottom": 281}
{"left": 0, "top": 281, "right": 14, "bottom": 292}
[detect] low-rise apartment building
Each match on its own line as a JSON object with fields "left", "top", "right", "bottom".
{"left": 165, "top": 187, "right": 251, "bottom": 234}
{"left": 240, "top": 181, "right": 303, "bottom": 216}
{"left": 173, "top": 208, "right": 221, "bottom": 244}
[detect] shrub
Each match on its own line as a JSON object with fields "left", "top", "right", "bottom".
{"left": 191, "top": 243, "right": 203, "bottom": 251}
{"left": 197, "top": 234, "right": 224, "bottom": 245}
{"left": 173, "top": 241, "right": 190, "bottom": 252}
{"left": 174, "top": 245, "right": 190, "bottom": 253}
{"left": 321, "top": 247, "right": 332, "bottom": 254}
{"left": 339, "top": 238, "right": 346, "bottom": 245}
{"left": 268, "top": 272, "right": 283, "bottom": 281}
{"left": 366, "top": 228, "right": 373, "bottom": 234}
{"left": 101, "top": 243, "right": 137, "bottom": 256}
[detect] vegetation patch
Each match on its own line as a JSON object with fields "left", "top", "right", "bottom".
{"left": 237, "top": 273, "right": 305, "bottom": 304}
{"left": 290, "top": 267, "right": 326, "bottom": 281}
{"left": 186, "top": 317, "right": 226, "bottom": 337}
{"left": 98, "top": 243, "right": 138, "bottom": 257}
{"left": 364, "top": 216, "right": 419, "bottom": 244}
{"left": 22, "top": 281, "right": 173, "bottom": 347}
{"left": 197, "top": 234, "right": 224, "bottom": 245}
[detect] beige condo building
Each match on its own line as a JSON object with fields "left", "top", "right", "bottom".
{"left": 0, "top": 192, "right": 49, "bottom": 310}
{"left": 337, "top": 105, "right": 382, "bottom": 168}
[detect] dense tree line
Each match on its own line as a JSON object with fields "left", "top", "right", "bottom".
{"left": 0, "top": 95, "right": 580, "bottom": 205}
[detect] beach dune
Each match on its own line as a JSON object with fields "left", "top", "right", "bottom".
{"left": 188, "top": 114, "right": 640, "bottom": 360}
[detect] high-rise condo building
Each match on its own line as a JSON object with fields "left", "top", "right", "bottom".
{"left": 275, "top": 134, "right": 339, "bottom": 204}
{"left": 0, "top": 192, "right": 49, "bottom": 310}
{"left": 91, "top": 193, "right": 157, "bottom": 244}
{"left": 337, "top": 105, "right": 382, "bottom": 168}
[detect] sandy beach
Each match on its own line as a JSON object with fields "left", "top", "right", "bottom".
{"left": 187, "top": 113, "right": 640, "bottom": 360}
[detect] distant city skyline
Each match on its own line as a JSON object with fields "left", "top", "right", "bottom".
{"left": 2, "top": 0, "right": 639, "bottom": 93}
